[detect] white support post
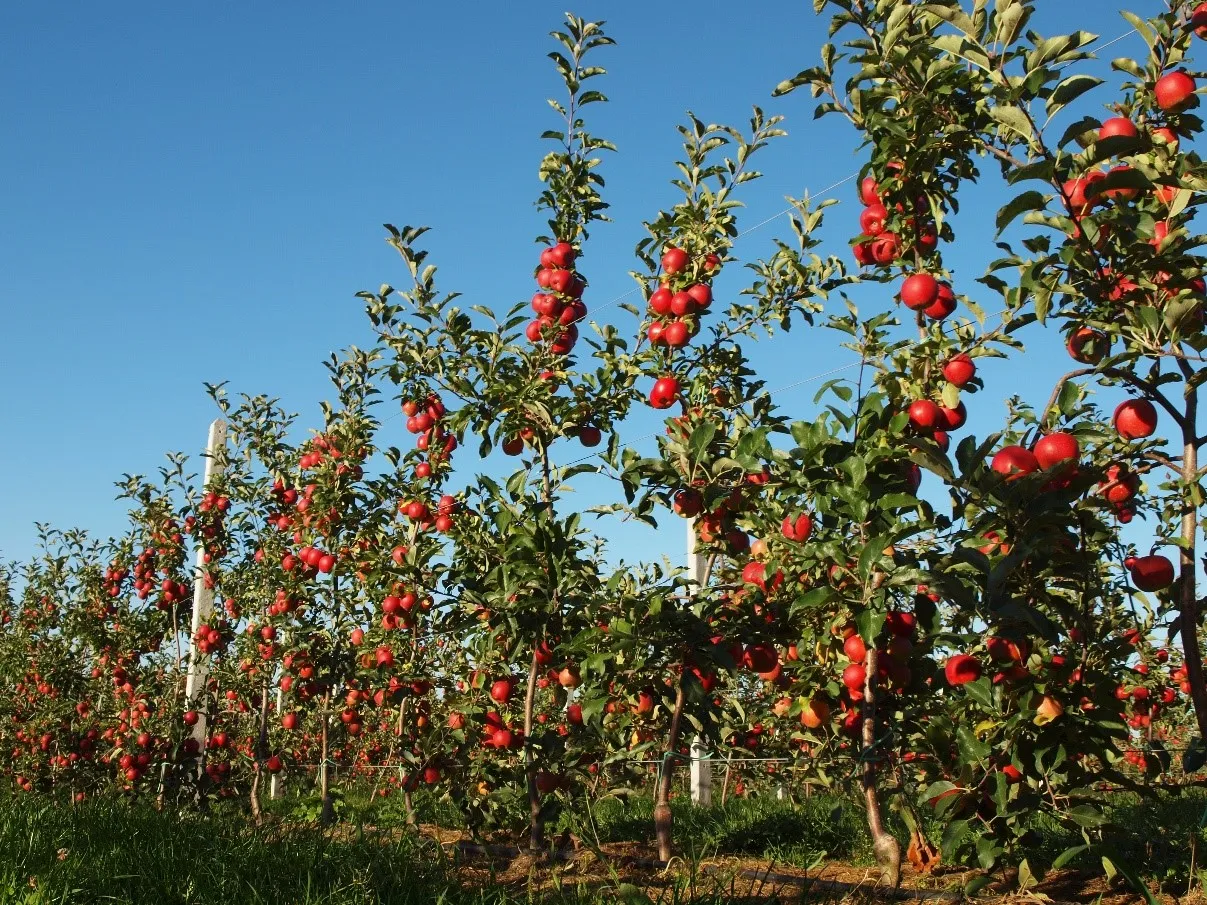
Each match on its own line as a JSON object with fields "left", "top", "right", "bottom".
{"left": 184, "top": 419, "right": 227, "bottom": 752}
{"left": 686, "top": 517, "right": 712, "bottom": 806}
{"left": 690, "top": 735, "right": 711, "bottom": 806}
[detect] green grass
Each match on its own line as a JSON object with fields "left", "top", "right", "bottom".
{"left": 0, "top": 794, "right": 834, "bottom": 905}
{"left": 563, "top": 795, "right": 866, "bottom": 870}
{"left": 4, "top": 787, "right": 1207, "bottom": 903}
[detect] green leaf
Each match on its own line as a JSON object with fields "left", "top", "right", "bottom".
{"left": 1045, "top": 74, "right": 1103, "bottom": 120}
{"left": 1101, "top": 850, "right": 1158, "bottom": 905}
{"left": 920, "top": 780, "right": 956, "bottom": 808}
{"left": 996, "top": 190, "right": 1047, "bottom": 235}
{"left": 1067, "top": 804, "right": 1108, "bottom": 828}
{"left": 962, "top": 677, "right": 995, "bottom": 709}
{"left": 1053, "top": 843, "right": 1089, "bottom": 870}
{"left": 990, "top": 105, "right": 1035, "bottom": 146}
{"left": 688, "top": 422, "right": 718, "bottom": 463}
{"left": 940, "top": 818, "right": 971, "bottom": 861}
{"left": 1017, "top": 858, "right": 1037, "bottom": 891}
{"left": 964, "top": 875, "right": 993, "bottom": 896}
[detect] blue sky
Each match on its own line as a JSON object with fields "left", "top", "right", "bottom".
{"left": 0, "top": 1, "right": 1168, "bottom": 572}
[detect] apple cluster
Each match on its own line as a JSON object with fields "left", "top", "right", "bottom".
{"left": 646, "top": 245, "right": 721, "bottom": 410}
{"left": 527, "top": 241, "right": 586, "bottom": 356}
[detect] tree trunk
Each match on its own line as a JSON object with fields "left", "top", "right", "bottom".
{"left": 249, "top": 679, "right": 270, "bottom": 824}
{"left": 320, "top": 692, "right": 335, "bottom": 826}
{"left": 862, "top": 647, "right": 901, "bottom": 886}
{"left": 523, "top": 649, "right": 544, "bottom": 852}
{"left": 1180, "top": 389, "right": 1207, "bottom": 742}
{"left": 654, "top": 677, "right": 686, "bottom": 862}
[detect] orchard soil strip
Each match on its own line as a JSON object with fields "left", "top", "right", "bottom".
{"left": 452, "top": 841, "right": 964, "bottom": 902}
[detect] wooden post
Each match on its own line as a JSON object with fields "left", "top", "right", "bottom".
{"left": 184, "top": 419, "right": 227, "bottom": 752}
{"left": 686, "top": 517, "right": 712, "bottom": 807}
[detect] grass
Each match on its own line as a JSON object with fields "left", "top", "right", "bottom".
{"left": 563, "top": 795, "right": 867, "bottom": 870}
{"left": 4, "top": 786, "right": 1207, "bottom": 904}
{"left": 0, "top": 794, "right": 843, "bottom": 905}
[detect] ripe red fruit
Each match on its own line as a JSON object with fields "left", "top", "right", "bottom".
{"left": 1033, "top": 432, "right": 1079, "bottom": 470}
{"left": 686, "top": 283, "right": 712, "bottom": 309}
{"left": 923, "top": 282, "right": 957, "bottom": 320}
{"left": 900, "top": 273, "right": 940, "bottom": 310}
{"left": 1114, "top": 399, "right": 1158, "bottom": 439}
{"left": 742, "top": 643, "right": 779, "bottom": 674}
{"left": 1155, "top": 71, "right": 1196, "bottom": 112}
{"left": 843, "top": 634, "right": 866, "bottom": 663}
{"left": 842, "top": 663, "right": 867, "bottom": 692}
{"left": 661, "top": 247, "right": 689, "bottom": 275}
{"left": 663, "top": 320, "right": 689, "bottom": 347}
{"left": 1194, "top": 2, "right": 1207, "bottom": 38}
{"left": 781, "top": 513, "right": 813, "bottom": 543}
{"left": 673, "top": 489, "right": 703, "bottom": 518}
{"left": 871, "top": 232, "right": 902, "bottom": 264}
{"left": 567, "top": 703, "right": 583, "bottom": 725}
{"left": 942, "top": 353, "right": 975, "bottom": 387}
{"left": 1066, "top": 326, "right": 1108, "bottom": 364}
{"left": 266, "top": 755, "right": 283, "bottom": 773}
{"left": 282, "top": 712, "right": 298, "bottom": 730}
{"left": 907, "top": 399, "right": 943, "bottom": 432}
{"left": 649, "top": 287, "right": 673, "bottom": 315}
{"left": 1129, "top": 554, "right": 1175, "bottom": 591}
{"left": 991, "top": 445, "right": 1039, "bottom": 480}
{"left": 578, "top": 425, "right": 602, "bottom": 447}
{"left": 1098, "top": 117, "right": 1139, "bottom": 141}
{"left": 649, "top": 377, "right": 680, "bottom": 410}
{"left": 183, "top": 711, "right": 199, "bottom": 727}
{"left": 885, "top": 610, "right": 916, "bottom": 637}
{"left": 859, "top": 176, "right": 880, "bottom": 205}
{"left": 859, "top": 203, "right": 889, "bottom": 237}
{"left": 939, "top": 401, "right": 966, "bottom": 432}
{"left": 491, "top": 728, "right": 513, "bottom": 749}
{"left": 490, "top": 679, "right": 513, "bottom": 704}
{"left": 944, "top": 654, "right": 982, "bottom": 686}
{"left": 547, "top": 241, "right": 576, "bottom": 269}
{"left": 1100, "top": 463, "right": 1139, "bottom": 504}
{"left": 670, "top": 291, "right": 696, "bottom": 317}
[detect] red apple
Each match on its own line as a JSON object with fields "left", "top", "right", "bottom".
{"left": 781, "top": 513, "right": 813, "bottom": 543}
{"left": 1098, "top": 117, "right": 1138, "bottom": 141}
{"left": 900, "top": 273, "right": 940, "bottom": 310}
{"left": 649, "top": 377, "right": 680, "bottom": 410}
{"left": 991, "top": 445, "right": 1039, "bottom": 479}
{"left": 1066, "top": 326, "right": 1108, "bottom": 364}
{"left": 662, "top": 247, "right": 689, "bottom": 275}
{"left": 1033, "top": 432, "right": 1079, "bottom": 470}
{"left": 944, "top": 654, "right": 982, "bottom": 686}
{"left": 942, "top": 353, "right": 975, "bottom": 387}
{"left": 1155, "top": 71, "right": 1196, "bottom": 112}
{"left": 907, "top": 399, "right": 943, "bottom": 432}
{"left": 1114, "top": 399, "right": 1158, "bottom": 439}
{"left": 1129, "top": 554, "right": 1175, "bottom": 591}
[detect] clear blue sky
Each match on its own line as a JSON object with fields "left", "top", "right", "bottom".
{"left": 0, "top": 1, "right": 1164, "bottom": 571}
